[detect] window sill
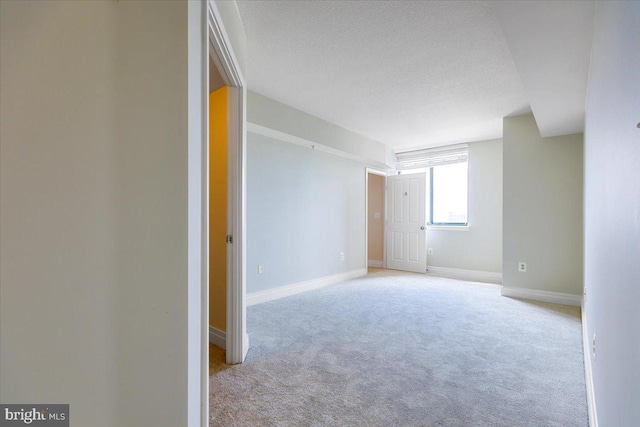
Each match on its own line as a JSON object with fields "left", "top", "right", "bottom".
{"left": 427, "top": 225, "right": 470, "bottom": 232}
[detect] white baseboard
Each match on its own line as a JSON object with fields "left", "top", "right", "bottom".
{"left": 208, "top": 326, "right": 226, "bottom": 349}
{"left": 500, "top": 286, "right": 582, "bottom": 307}
{"left": 582, "top": 304, "right": 598, "bottom": 427}
{"left": 426, "top": 266, "right": 502, "bottom": 284}
{"left": 368, "top": 260, "right": 383, "bottom": 268}
{"left": 247, "top": 268, "right": 368, "bottom": 306}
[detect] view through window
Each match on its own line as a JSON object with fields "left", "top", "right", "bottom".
{"left": 430, "top": 162, "right": 468, "bottom": 225}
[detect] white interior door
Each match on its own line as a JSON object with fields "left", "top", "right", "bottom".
{"left": 386, "top": 172, "right": 427, "bottom": 273}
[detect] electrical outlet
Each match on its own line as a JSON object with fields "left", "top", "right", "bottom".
{"left": 258, "top": 265, "right": 264, "bottom": 274}
{"left": 518, "top": 262, "right": 527, "bottom": 272}
{"left": 427, "top": 248, "right": 433, "bottom": 255}
{"left": 592, "top": 333, "right": 597, "bottom": 359}
{"left": 340, "top": 252, "right": 345, "bottom": 261}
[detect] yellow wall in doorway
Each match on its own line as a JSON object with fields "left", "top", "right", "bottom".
{"left": 209, "top": 87, "right": 227, "bottom": 332}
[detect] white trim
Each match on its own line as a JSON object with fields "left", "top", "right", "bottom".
{"left": 367, "top": 168, "right": 387, "bottom": 177}
{"left": 582, "top": 303, "right": 598, "bottom": 427}
{"left": 368, "top": 260, "right": 384, "bottom": 268}
{"left": 427, "top": 225, "right": 470, "bottom": 232}
{"left": 207, "top": 2, "right": 245, "bottom": 87}
{"left": 208, "top": 326, "right": 226, "bottom": 349}
{"left": 427, "top": 266, "right": 502, "bottom": 284}
{"left": 243, "top": 332, "right": 250, "bottom": 358}
{"left": 500, "top": 286, "right": 582, "bottom": 307}
{"left": 247, "top": 269, "right": 368, "bottom": 306}
{"left": 225, "top": 86, "right": 247, "bottom": 365}
{"left": 187, "top": 2, "right": 207, "bottom": 426}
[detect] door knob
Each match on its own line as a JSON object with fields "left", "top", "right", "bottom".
{"left": 420, "top": 225, "right": 426, "bottom": 230}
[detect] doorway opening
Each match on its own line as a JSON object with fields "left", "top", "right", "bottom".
{"left": 366, "top": 169, "right": 387, "bottom": 270}
{"left": 206, "top": 0, "right": 249, "bottom": 367}
{"left": 208, "top": 60, "right": 228, "bottom": 371}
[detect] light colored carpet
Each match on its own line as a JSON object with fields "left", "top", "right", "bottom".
{"left": 209, "top": 343, "right": 230, "bottom": 376}
{"left": 209, "top": 269, "right": 587, "bottom": 426}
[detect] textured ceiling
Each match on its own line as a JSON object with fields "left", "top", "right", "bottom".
{"left": 236, "top": 0, "right": 592, "bottom": 151}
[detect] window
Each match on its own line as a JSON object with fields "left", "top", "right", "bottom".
{"left": 429, "top": 162, "right": 468, "bottom": 226}
{"left": 395, "top": 143, "right": 469, "bottom": 227}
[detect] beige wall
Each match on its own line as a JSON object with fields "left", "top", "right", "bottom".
{"left": 427, "top": 138, "right": 503, "bottom": 273}
{"left": 503, "top": 113, "right": 583, "bottom": 295}
{"left": 368, "top": 174, "right": 385, "bottom": 263}
{"left": 0, "top": 1, "right": 196, "bottom": 425}
{"left": 0, "top": 3, "right": 118, "bottom": 424}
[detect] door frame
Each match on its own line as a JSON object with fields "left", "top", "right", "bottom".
{"left": 189, "top": 2, "right": 247, "bottom": 425}
{"left": 207, "top": 0, "right": 248, "bottom": 364}
{"left": 365, "top": 168, "right": 388, "bottom": 269}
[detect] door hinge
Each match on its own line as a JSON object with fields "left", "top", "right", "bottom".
{"left": 226, "top": 235, "right": 233, "bottom": 244}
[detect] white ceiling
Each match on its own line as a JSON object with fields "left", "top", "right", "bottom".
{"left": 236, "top": 0, "right": 595, "bottom": 152}
{"left": 491, "top": 1, "right": 595, "bottom": 138}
